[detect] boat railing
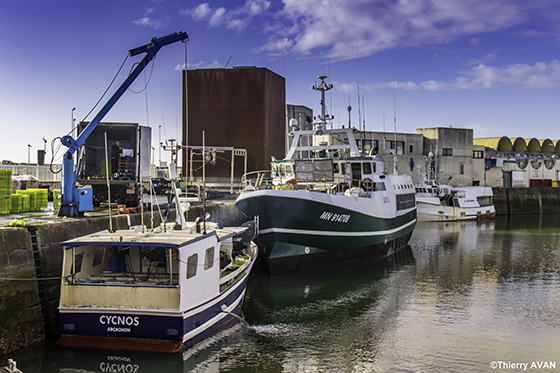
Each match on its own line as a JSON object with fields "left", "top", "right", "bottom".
{"left": 240, "top": 170, "right": 349, "bottom": 193}
{"left": 240, "top": 170, "right": 275, "bottom": 190}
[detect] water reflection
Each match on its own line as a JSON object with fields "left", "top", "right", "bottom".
{"left": 5, "top": 216, "right": 560, "bottom": 372}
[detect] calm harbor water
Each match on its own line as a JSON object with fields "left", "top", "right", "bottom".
{"left": 4, "top": 215, "right": 560, "bottom": 372}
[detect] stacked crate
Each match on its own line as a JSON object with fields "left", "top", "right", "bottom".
{"left": 101, "top": 157, "right": 111, "bottom": 177}
{"left": 0, "top": 169, "right": 12, "bottom": 214}
{"left": 34, "top": 188, "right": 48, "bottom": 209}
{"left": 21, "top": 194, "right": 30, "bottom": 212}
{"left": 10, "top": 194, "right": 23, "bottom": 213}
{"left": 17, "top": 189, "right": 38, "bottom": 212}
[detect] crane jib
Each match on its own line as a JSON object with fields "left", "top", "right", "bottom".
{"left": 58, "top": 32, "right": 188, "bottom": 218}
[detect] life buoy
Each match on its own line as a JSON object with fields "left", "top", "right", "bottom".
{"left": 286, "top": 178, "right": 297, "bottom": 186}
{"left": 362, "top": 178, "right": 374, "bottom": 190}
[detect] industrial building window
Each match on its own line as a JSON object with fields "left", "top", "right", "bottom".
{"left": 460, "top": 164, "right": 464, "bottom": 175}
{"left": 357, "top": 140, "right": 372, "bottom": 152}
{"left": 442, "top": 148, "right": 453, "bottom": 156}
{"left": 187, "top": 253, "right": 198, "bottom": 279}
{"left": 409, "top": 145, "right": 414, "bottom": 153}
{"left": 473, "top": 150, "right": 484, "bottom": 159}
{"left": 204, "top": 247, "right": 214, "bottom": 270}
{"left": 385, "top": 141, "right": 405, "bottom": 155}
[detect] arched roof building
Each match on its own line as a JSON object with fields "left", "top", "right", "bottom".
{"left": 474, "top": 136, "right": 560, "bottom": 159}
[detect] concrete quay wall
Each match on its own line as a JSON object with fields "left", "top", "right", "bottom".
{"left": 0, "top": 201, "right": 245, "bottom": 356}
{"left": 492, "top": 187, "right": 560, "bottom": 215}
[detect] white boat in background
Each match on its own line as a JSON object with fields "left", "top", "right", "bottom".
{"left": 415, "top": 152, "right": 495, "bottom": 222}
{"left": 235, "top": 76, "right": 417, "bottom": 274}
{"left": 57, "top": 165, "right": 258, "bottom": 353}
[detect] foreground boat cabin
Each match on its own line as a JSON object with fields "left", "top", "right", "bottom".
{"left": 57, "top": 227, "right": 257, "bottom": 353}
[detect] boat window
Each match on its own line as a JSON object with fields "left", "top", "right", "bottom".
{"left": 362, "top": 162, "right": 372, "bottom": 174}
{"left": 372, "top": 162, "right": 377, "bottom": 173}
{"left": 72, "top": 252, "right": 84, "bottom": 274}
{"left": 477, "top": 196, "right": 493, "bottom": 207}
{"left": 351, "top": 163, "right": 362, "bottom": 187}
{"left": 396, "top": 193, "right": 416, "bottom": 210}
{"left": 279, "top": 165, "right": 285, "bottom": 176}
{"left": 187, "top": 253, "right": 198, "bottom": 279}
{"left": 204, "top": 247, "right": 214, "bottom": 270}
{"left": 333, "top": 163, "right": 339, "bottom": 173}
{"left": 92, "top": 247, "right": 105, "bottom": 267}
{"left": 285, "top": 164, "right": 293, "bottom": 177}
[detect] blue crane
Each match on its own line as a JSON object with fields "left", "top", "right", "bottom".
{"left": 58, "top": 32, "right": 188, "bottom": 217}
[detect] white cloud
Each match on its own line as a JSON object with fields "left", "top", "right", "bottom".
{"left": 182, "top": 0, "right": 271, "bottom": 32}
{"left": 376, "top": 60, "right": 560, "bottom": 91}
{"left": 275, "top": 0, "right": 526, "bottom": 58}
{"left": 466, "top": 53, "right": 497, "bottom": 66}
{"left": 191, "top": 3, "right": 212, "bottom": 20}
{"left": 132, "top": 7, "right": 169, "bottom": 29}
{"left": 175, "top": 60, "right": 223, "bottom": 71}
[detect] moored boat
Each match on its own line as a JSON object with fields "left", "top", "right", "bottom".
{"left": 415, "top": 152, "right": 495, "bottom": 221}
{"left": 57, "top": 171, "right": 258, "bottom": 353}
{"left": 235, "top": 76, "right": 416, "bottom": 274}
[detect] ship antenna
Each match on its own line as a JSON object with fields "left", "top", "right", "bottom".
{"left": 392, "top": 58, "right": 398, "bottom": 175}
{"left": 356, "top": 45, "right": 361, "bottom": 134}
{"left": 312, "top": 76, "right": 333, "bottom": 133}
{"left": 328, "top": 59, "right": 333, "bottom": 128}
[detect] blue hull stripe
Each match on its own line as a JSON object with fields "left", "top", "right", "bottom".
{"left": 59, "top": 270, "right": 252, "bottom": 349}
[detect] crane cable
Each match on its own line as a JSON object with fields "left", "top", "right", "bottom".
{"left": 49, "top": 53, "right": 131, "bottom": 173}
{"left": 78, "top": 53, "right": 130, "bottom": 127}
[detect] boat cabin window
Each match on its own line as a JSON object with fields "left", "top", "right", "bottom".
{"left": 92, "top": 247, "right": 105, "bottom": 267}
{"left": 362, "top": 162, "right": 372, "bottom": 174}
{"left": 351, "top": 163, "right": 362, "bottom": 187}
{"left": 71, "top": 253, "right": 84, "bottom": 274}
{"left": 396, "top": 193, "right": 416, "bottom": 210}
{"left": 333, "top": 163, "right": 340, "bottom": 174}
{"left": 204, "top": 247, "right": 214, "bottom": 270}
{"left": 285, "top": 164, "right": 293, "bottom": 177}
{"left": 187, "top": 253, "right": 198, "bottom": 279}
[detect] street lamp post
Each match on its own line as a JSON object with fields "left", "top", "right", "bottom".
{"left": 71, "top": 108, "right": 76, "bottom": 137}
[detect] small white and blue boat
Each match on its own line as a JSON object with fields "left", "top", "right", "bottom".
{"left": 57, "top": 220, "right": 258, "bottom": 353}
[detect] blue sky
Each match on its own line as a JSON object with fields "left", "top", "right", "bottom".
{"left": 2, "top": 0, "right": 560, "bottom": 163}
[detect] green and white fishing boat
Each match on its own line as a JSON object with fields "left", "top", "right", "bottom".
{"left": 235, "top": 76, "right": 416, "bottom": 274}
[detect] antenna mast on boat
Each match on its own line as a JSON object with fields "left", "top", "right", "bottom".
{"left": 312, "top": 76, "right": 333, "bottom": 132}
{"left": 328, "top": 59, "right": 334, "bottom": 128}
{"left": 356, "top": 46, "right": 362, "bottom": 134}
{"left": 392, "top": 58, "right": 398, "bottom": 175}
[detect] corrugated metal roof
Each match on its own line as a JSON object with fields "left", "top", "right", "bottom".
{"left": 473, "top": 137, "right": 511, "bottom": 150}
{"left": 473, "top": 136, "right": 560, "bottom": 153}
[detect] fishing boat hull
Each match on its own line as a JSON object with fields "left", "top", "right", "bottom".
{"left": 235, "top": 189, "right": 416, "bottom": 274}
{"left": 58, "top": 264, "right": 252, "bottom": 353}
{"left": 416, "top": 199, "right": 496, "bottom": 222}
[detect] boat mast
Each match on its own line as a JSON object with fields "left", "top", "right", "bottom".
{"left": 312, "top": 76, "right": 333, "bottom": 132}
